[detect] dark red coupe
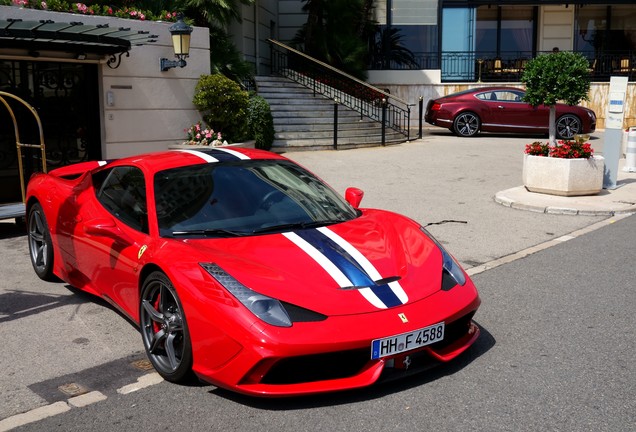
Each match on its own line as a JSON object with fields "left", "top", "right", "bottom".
{"left": 425, "top": 87, "right": 596, "bottom": 139}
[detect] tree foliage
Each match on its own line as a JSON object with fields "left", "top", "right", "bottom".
{"left": 370, "top": 26, "right": 417, "bottom": 70}
{"left": 521, "top": 51, "right": 591, "bottom": 107}
{"left": 207, "top": 26, "right": 255, "bottom": 84}
{"left": 291, "top": 0, "right": 375, "bottom": 79}
{"left": 521, "top": 51, "right": 591, "bottom": 146}
{"left": 178, "top": 0, "right": 253, "bottom": 28}
{"left": 193, "top": 74, "right": 249, "bottom": 142}
{"left": 246, "top": 95, "right": 275, "bottom": 150}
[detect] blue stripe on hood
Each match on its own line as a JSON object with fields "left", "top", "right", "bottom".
{"left": 196, "top": 148, "right": 243, "bottom": 162}
{"left": 295, "top": 229, "right": 402, "bottom": 308}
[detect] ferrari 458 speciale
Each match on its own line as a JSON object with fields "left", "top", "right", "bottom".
{"left": 26, "top": 147, "right": 480, "bottom": 396}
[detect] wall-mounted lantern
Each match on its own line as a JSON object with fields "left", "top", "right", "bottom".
{"left": 160, "top": 13, "right": 193, "bottom": 72}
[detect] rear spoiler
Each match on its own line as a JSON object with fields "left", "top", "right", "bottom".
{"left": 49, "top": 160, "right": 109, "bottom": 179}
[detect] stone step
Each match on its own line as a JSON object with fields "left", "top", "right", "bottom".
{"left": 272, "top": 137, "right": 405, "bottom": 152}
{"left": 275, "top": 129, "right": 404, "bottom": 140}
{"left": 255, "top": 75, "right": 407, "bottom": 151}
{"left": 274, "top": 121, "right": 383, "bottom": 132}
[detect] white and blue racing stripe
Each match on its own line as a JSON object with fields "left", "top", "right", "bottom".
{"left": 284, "top": 227, "right": 408, "bottom": 309}
{"left": 176, "top": 147, "right": 250, "bottom": 162}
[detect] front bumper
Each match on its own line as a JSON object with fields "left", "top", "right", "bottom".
{"left": 190, "top": 281, "right": 481, "bottom": 397}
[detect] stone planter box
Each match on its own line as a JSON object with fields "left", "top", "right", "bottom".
{"left": 169, "top": 140, "right": 256, "bottom": 150}
{"left": 522, "top": 154, "right": 605, "bottom": 197}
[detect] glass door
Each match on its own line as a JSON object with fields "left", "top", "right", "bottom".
{"left": 0, "top": 61, "right": 100, "bottom": 205}
{"left": 441, "top": 8, "right": 475, "bottom": 81}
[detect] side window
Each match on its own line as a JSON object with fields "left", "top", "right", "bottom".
{"left": 93, "top": 166, "right": 149, "bottom": 233}
{"left": 494, "top": 91, "right": 522, "bottom": 102}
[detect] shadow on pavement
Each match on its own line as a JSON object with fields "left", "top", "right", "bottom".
{"left": 0, "top": 220, "right": 26, "bottom": 239}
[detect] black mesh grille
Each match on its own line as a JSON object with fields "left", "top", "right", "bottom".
{"left": 261, "top": 348, "right": 370, "bottom": 384}
{"left": 260, "top": 312, "right": 476, "bottom": 386}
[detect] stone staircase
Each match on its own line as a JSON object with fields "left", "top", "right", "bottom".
{"left": 255, "top": 76, "right": 408, "bottom": 151}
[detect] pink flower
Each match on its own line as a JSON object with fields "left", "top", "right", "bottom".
{"left": 140, "top": 14, "right": 145, "bottom": 20}
{"left": 41, "top": 1, "right": 47, "bottom": 9}
{"left": 107, "top": 7, "right": 113, "bottom": 14}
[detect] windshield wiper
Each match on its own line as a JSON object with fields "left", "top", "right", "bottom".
{"left": 171, "top": 228, "right": 247, "bottom": 238}
{"left": 251, "top": 219, "right": 345, "bottom": 234}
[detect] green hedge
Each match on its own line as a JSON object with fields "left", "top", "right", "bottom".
{"left": 193, "top": 74, "right": 249, "bottom": 143}
{"left": 247, "top": 95, "right": 275, "bottom": 151}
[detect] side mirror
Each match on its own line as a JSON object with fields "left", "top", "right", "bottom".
{"left": 84, "top": 218, "right": 135, "bottom": 245}
{"left": 345, "top": 187, "right": 364, "bottom": 208}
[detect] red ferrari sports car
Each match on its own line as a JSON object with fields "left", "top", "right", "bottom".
{"left": 425, "top": 86, "right": 596, "bottom": 139}
{"left": 26, "top": 147, "right": 480, "bottom": 396}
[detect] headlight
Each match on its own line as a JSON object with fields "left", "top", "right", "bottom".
{"left": 200, "top": 263, "right": 292, "bottom": 327}
{"left": 420, "top": 227, "right": 466, "bottom": 287}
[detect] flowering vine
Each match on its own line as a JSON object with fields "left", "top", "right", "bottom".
{"left": 5, "top": 0, "right": 178, "bottom": 22}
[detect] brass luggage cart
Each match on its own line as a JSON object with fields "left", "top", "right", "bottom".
{"left": 0, "top": 90, "right": 47, "bottom": 221}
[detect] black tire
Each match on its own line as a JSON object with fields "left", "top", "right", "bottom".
{"left": 556, "top": 114, "right": 581, "bottom": 140}
{"left": 28, "top": 203, "right": 56, "bottom": 281}
{"left": 453, "top": 112, "right": 481, "bottom": 137}
{"left": 140, "top": 271, "right": 194, "bottom": 383}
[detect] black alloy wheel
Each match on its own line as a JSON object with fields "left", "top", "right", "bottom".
{"left": 556, "top": 114, "right": 582, "bottom": 140}
{"left": 28, "top": 203, "right": 56, "bottom": 281}
{"left": 140, "top": 271, "right": 193, "bottom": 382}
{"left": 453, "top": 112, "right": 481, "bottom": 137}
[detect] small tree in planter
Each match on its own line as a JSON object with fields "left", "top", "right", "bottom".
{"left": 521, "top": 51, "right": 591, "bottom": 147}
{"left": 520, "top": 52, "right": 603, "bottom": 196}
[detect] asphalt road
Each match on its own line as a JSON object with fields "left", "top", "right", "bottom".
{"left": 6, "top": 212, "right": 636, "bottom": 432}
{"left": 1, "top": 130, "right": 634, "bottom": 431}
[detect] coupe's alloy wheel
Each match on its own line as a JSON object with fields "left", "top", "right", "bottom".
{"left": 556, "top": 114, "right": 581, "bottom": 140}
{"left": 453, "top": 112, "right": 480, "bottom": 137}
{"left": 28, "top": 203, "right": 55, "bottom": 281}
{"left": 140, "top": 272, "right": 193, "bottom": 382}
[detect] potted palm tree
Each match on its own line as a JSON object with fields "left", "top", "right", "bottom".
{"left": 520, "top": 51, "right": 604, "bottom": 196}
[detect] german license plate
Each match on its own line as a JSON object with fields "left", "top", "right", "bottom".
{"left": 371, "top": 322, "right": 444, "bottom": 359}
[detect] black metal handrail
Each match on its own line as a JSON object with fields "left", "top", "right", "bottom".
{"left": 369, "top": 50, "right": 636, "bottom": 83}
{"left": 268, "top": 39, "right": 413, "bottom": 140}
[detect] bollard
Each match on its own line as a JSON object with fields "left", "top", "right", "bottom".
{"left": 624, "top": 126, "right": 636, "bottom": 172}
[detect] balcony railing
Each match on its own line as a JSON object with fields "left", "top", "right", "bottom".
{"left": 369, "top": 50, "right": 636, "bottom": 83}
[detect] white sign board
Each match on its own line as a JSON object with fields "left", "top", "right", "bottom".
{"left": 606, "top": 76, "right": 629, "bottom": 129}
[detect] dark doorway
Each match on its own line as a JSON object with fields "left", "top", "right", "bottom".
{"left": 0, "top": 60, "right": 101, "bottom": 204}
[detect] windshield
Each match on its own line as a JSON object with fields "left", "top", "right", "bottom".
{"left": 154, "top": 160, "right": 359, "bottom": 237}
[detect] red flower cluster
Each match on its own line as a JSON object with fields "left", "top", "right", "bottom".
{"left": 524, "top": 141, "right": 549, "bottom": 156}
{"left": 525, "top": 140, "right": 594, "bottom": 159}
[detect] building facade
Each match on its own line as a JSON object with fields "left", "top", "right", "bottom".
{"left": 0, "top": 5, "right": 210, "bottom": 206}
{"left": 234, "top": 1, "right": 635, "bottom": 129}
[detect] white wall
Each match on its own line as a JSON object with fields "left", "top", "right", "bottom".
{"left": 277, "top": 0, "right": 306, "bottom": 43}
{"left": 0, "top": 6, "right": 210, "bottom": 159}
{"left": 539, "top": 5, "right": 574, "bottom": 52}
{"left": 232, "top": 0, "right": 279, "bottom": 75}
